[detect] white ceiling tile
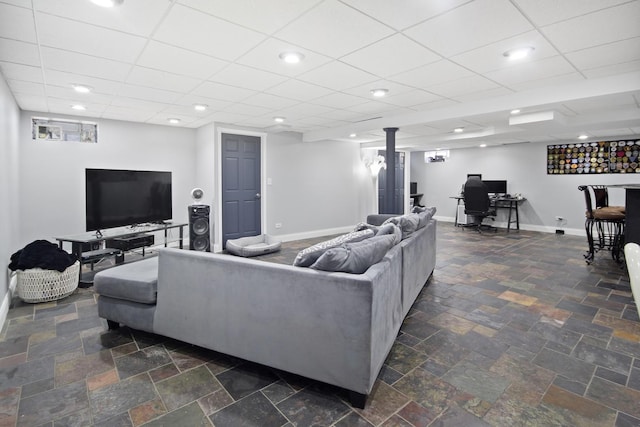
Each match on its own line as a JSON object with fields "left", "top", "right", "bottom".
{"left": 13, "top": 93, "right": 48, "bottom": 112}
{"left": 411, "top": 98, "right": 461, "bottom": 112}
{"left": 382, "top": 90, "right": 442, "bottom": 108}
{"left": 207, "top": 111, "right": 253, "bottom": 124}
{"left": 110, "top": 97, "right": 169, "bottom": 112}
{"left": 43, "top": 70, "right": 122, "bottom": 95}
{"left": 452, "top": 86, "right": 514, "bottom": 103}
{"left": 45, "top": 84, "right": 115, "bottom": 105}
{"left": 566, "top": 38, "right": 640, "bottom": 71}
{"left": 390, "top": 60, "right": 475, "bottom": 89}
{"left": 341, "top": 0, "right": 472, "bottom": 30}
{"left": 311, "top": 92, "right": 368, "bottom": 109}
{"left": 36, "top": 13, "right": 147, "bottom": 63}
{"left": 237, "top": 38, "right": 332, "bottom": 78}
{"left": 241, "top": 93, "right": 299, "bottom": 109}
{"left": 178, "top": 0, "right": 321, "bottom": 35}
{"left": 563, "top": 94, "right": 638, "bottom": 113}
{"left": 173, "top": 95, "right": 232, "bottom": 111}
{"left": 405, "top": 0, "right": 533, "bottom": 57}
{"left": 341, "top": 34, "right": 441, "bottom": 78}
{"left": 116, "top": 84, "right": 181, "bottom": 104}
{"left": 541, "top": 2, "right": 640, "bottom": 53}
{"left": 146, "top": 114, "right": 198, "bottom": 127}
{"left": 209, "top": 64, "right": 287, "bottom": 92}
{"left": 318, "top": 109, "right": 364, "bottom": 121}
{"left": 0, "top": 38, "right": 40, "bottom": 66}
{"left": 7, "top": 80, "right": 44, "bottom": 96}
{"left": 101, "top": 106, "right": 156, "bottom": 122}
{"left": 153, "top": 4, "right": 266, "bottom": 61}
{"left": 0, "top": 62, "right": 42, "bottom": 83}
{"left": 137, "top": 41, "right": 228, "bottom": 80}
{"left": 40, "top": 47, "right": 131, "bottom": 81}
{"left": 194, "top": 81, "right": 256, "bottom": 103}
{"left": 224, "top": 103, "right": 273, "bottom": 117}
{"left": 451, "top": 30, "right": 560, "bottom": 74}
{"left": 582, "top": 60, "right": 640, "bottom": 79}
{"left": 485, "top": 56, "right": 577, "bottom": 87}
{"left": 0, "top": 2, "right": 36, "bottom": 43}
{"left": 127, "top": 66, "right": 202, "bottom": 93}
{"left": 345, "top": 101, "right": 401, "bottom": 116}
{"left": 274, "top": 0, "right": 394, "bottom": 57}
{"left": 277, "top": 103, "right": 334, "bottom": 118}
{"left": 426, "top": 75, "right": 501, "bottom": 98}
{"left": 46, "top": 97, "right": 108, "bottom": 115}
{"left": 297, "top": 61, "right": 377, "bottom": 91}
{"left": 265, "top": 79, "right": 333, "bottom": 101}
{"left": 507, "top": 72, "right": 585, "bottom": 92}
{"left": 513, "top": 0, "right": 631, "bottom": 27}
{"left": 33, "top": 0, "right": 171, "bottom": 37}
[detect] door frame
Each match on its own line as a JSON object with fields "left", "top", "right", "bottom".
{"left": 215, "top": 128, "right": 268, "bottom": 252}
{"left": 373, "top": 149, "right": 412, "bottom": 214}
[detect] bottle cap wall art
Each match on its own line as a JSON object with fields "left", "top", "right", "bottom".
{"left": 547, "top": 140, "right": 639, "bottom": 175}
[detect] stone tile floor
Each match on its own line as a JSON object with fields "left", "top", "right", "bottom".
{"left": 1, "top": 222, "right": 639, "bottom": 426}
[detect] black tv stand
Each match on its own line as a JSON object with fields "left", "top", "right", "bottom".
{"left": 55, "top": 222, "right": 187, "bottom": 285}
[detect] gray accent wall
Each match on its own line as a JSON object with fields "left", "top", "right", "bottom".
{"left": 0, "top": 71, "right": 20, "bottom": 330}
{"left": 410, "top": 141, "right": 638, "bottom": 235}
{"left": 17, "top": 111, "right": 198, "bottom": 245}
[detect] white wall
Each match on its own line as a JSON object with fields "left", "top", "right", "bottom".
{"left": 18, "top": 111, "right": 198, "bottom": 245}
{"left": 411, "top": 141, "right": 637, "bottom": 235}
{"left": 0, "top": 72, "right": 21, "bottom": 330}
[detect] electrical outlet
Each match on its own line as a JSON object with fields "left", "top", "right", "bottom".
{"left": 275, "top": 223, "right": 282, "bottom": 229}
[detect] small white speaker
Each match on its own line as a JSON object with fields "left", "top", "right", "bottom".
{"left": 191, "top": 187, "right": 204, "bottom": 203}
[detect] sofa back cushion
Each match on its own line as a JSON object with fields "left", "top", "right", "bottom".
{"left": 382, "top": 214, "right": 420, "bottom": 239}
{"left": 310, "top": 234, "right": 397, "bottom": 274}
{"left": 293, "top": 229, "right": 374, "bottom": 267}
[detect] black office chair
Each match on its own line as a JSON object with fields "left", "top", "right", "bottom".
{"left": 463, "top": 177, "right": 497, "bottom": 233}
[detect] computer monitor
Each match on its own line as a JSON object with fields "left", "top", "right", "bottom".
{"left": 483, "top": 180, "right": 507, "bottom": 194}
{"left": 467, "top": 173, "right": 482, "bottom": 180}
{"left": 410, "top": 182, "right": 417, "bottom": 194}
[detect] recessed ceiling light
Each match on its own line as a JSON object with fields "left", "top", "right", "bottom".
{"left": 349, "top": 133, "right": 357, "bottom": 138}
{"left": 168, "top": 118, "right": 180, "bottom": 124}
{"left": 71, "top": 104, "right": 86, "bottom": 111}
{"left": 194, "top": 104, "right": 207, "bottom": 111}
{"left": 503, "top": 46, "right": 535, "bottom": 60}
{"left": 90, "top": 0, "right": 123, "bottom": 7}
{"left": 453, "top": 127, "right": 464, "bottom": 133}
{"left": 370, "top": 88, "right": 389, "bottom": 98}
{"left": 279, "top": 51, "right": 305, "bottom": 64}
{"left": 578, "top": 134, "right": 589, "bottom": 140}
{"left": 510, "top": 109, "right": 521, "bottom": 115}
{"left": 274, "top": 117, "right": 285, "bottom": 123}
{"left": 73, "top": 84, "right": 92, "bottom": 94}
{"left": 479, "top": 143, "right": 487, "bottom": 148}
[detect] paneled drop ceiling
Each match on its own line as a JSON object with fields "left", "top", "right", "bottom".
{"left": 0, "top": 0, "right": 639, "bottom": 150}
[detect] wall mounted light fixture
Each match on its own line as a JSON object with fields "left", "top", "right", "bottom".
{"left": 364, "top": 155, "right": 387, "bottom": 176}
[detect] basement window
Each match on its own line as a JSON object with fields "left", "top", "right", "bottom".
{"left": 32, "top": 117, "right": 98, "bottom": 143}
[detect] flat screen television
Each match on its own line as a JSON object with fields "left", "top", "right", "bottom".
{"left": 85, "top": 168, "right": 172, "bottom": 231}
{"left": 483, "top": 180, "right": 507, "bottom": 194}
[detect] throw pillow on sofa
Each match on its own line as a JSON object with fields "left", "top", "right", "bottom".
{"left": 375, "top": 223, "right": 402, "bottom": 245}
{"left": 310, "top": 234, "right": 397, "bottom": 274}
{"left": 382, "top": 214, "right": 420, "bottom": 239}
{"left": 293, "top": 229, "right": 374, "bottom": 267}
{"left": 353, "top": 222, "right": 379, "bottom": 233}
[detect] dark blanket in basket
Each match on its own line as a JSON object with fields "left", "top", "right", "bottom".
{"left": 9, "top": 240, "right": 77, "bottom": 272}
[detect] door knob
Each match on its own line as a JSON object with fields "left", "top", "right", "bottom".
{"left": 256, "top": 193, "right": 261, "bottom": 198}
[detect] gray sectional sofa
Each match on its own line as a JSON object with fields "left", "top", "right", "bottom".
{"left": 94, "top": 210, "right": 437, "bottom": 408}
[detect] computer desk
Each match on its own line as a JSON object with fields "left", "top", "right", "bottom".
{"left": 452, "top": 196, "right": 526, "bottom": 232}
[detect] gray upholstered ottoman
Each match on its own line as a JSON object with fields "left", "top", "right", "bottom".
{"left": 94, "top": 257, "right": 159, "bottom": 332}
{"left": 226, "top": 234, "right": 282, "bottom": 257}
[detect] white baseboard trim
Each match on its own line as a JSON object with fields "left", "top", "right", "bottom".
{"left": 275, "top": 226, "right": 355, "bottom": 243}
{"left": 0, "top": 273, "right": 17, "bottom": 334}
{"left": 434, "top": 215, "right": 585, "bottom": 237}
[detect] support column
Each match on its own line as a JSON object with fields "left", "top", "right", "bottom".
{"left": 383, "top": 127, "right": 399, "bottom": 214}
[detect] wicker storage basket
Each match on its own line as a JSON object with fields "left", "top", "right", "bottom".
{"left": 16, "top": 261, "right": 80, "bottom": 303}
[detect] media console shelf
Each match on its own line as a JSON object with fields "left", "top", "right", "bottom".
{"left": 55, "top": 222, "right": 188, "bottom": 285}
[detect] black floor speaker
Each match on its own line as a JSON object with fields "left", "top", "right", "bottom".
{"left": 188, "top": 204, "right": 210, "bottom": 251}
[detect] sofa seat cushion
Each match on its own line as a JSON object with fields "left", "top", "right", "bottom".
{"left": 293, "top": 229, "right": 374, "bottom": 267}
{"left": 94, "top": 257, "right": 159, "bottom": 304}
{"left": 310, "top": 234, "right": 397, "bottom": 274}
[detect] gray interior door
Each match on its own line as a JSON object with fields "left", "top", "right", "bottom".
{"left": 378, "top": 151, "right": 405, "bottom": 214}
{"left": 221, "top": 133, "right": 261, "bottom": 247}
